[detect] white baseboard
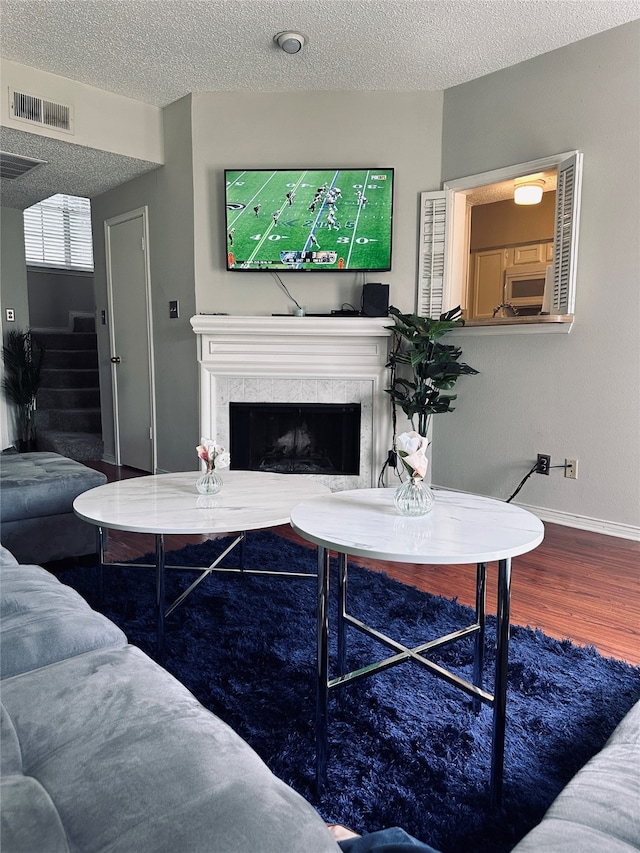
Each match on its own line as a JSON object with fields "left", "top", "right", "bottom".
{"left": 513, "top": 502, "right": 640, "bottom": 542}
{"left": 432, "top": 484, "right": 640, "bottom": 542}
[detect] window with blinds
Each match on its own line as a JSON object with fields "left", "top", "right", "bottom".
{"left": 23, "top": 193, "right": 94, "bottom": 271}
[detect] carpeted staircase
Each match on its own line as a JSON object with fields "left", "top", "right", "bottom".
{"left": 34, "top": 317, "right": 104, "bottom": 462}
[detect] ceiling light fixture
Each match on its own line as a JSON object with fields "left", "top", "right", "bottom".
{"left": 514, "top": 177, "right": 545, "bottom": 205}
{"left": 274, "top": 31, "right": 307, "bottom": 54}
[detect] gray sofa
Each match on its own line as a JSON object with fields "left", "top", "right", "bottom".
{"left": 512, "top": 698, "right": 640, "bottom": 852}
{"left": 0, "top": 451, "right": 107, "bottom": 564}
{"left": 0, "top": 544, "right": 341, "bottom": 853}
{"left": 2, "top": 542, "right": 637, "bottom": 853}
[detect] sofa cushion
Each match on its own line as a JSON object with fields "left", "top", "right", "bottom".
{"left": 0, "top": 563, "right": 127, "bottom": 679}
{"left": 2, "top": 703, "right": 72, "bottom": 851}
{"left": 0, "top": 645, "right": 340, "bottom": 853}
{"left": 0, "top": 513, "right": 100, "bottom": 565}
{"left": 0, "top": 451, "right": 106, "bottom": 522}
{"left": 0, "top": 545, "right": 19, "bottom": 566}
{"left": 1, "top": 776, "right": 71, "bottom": 853}
{"left": 512, "top": 700, "right": 640, "bottom": 852}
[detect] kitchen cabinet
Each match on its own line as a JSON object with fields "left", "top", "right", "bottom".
{"left": 468, "top": 242, "right": 553, "bottom": 319}
{"left": 506, "top": 242, "right": 552, "bottom": 266}
{"left": 469, "top": 248, "right": 507, "bottom": 319}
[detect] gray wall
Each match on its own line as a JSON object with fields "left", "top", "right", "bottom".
{"left": 92, "top": 90, "right": 442, "bottom": 472}
{"left": 437, "top": 22, "right": 640, "bottom": 530}
{"left": 1, "top": 208, "right": 29, "bottom": 328}
{"left": 190, "top": 91, "right": 444, "bottom": 317}
{"left": 91, "top": 96, "right": 198, "bottom": 472}
{"left": 27, "top": 269, "right": 94, "bottom": 329}
{"left": 0, "top": 208, "right": 30, "bottom": 448}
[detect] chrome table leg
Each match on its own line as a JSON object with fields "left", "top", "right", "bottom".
{"left": 491, "top": 557, "right": 512, "bottom": 809}
{"left": 95, "top": 526, "right": 105, "bottom": 607}
{"left": 337, "top": 552, "right": 348, "bottom": 678}
{"left": 473, "top": 561, "right": 487, "bottom": 712}
{"left": 155, "top": 533, "right": 166, "bottom": 661}
{"left": 316, "top": 545, "right": 330, "bottom": 793}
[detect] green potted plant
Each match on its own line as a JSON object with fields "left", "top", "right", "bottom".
{"left": 2, "top": 328, "right": 45, "bottom": 452}
{"left": 385, "top": 305, "right": 478, "bottom": 439}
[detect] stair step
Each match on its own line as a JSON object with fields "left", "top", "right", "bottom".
{"left": 40, "top": 368, "right": 99, "bottom": 389}
{"left": 72, "top": 316, "right": 96, "bottom": 333}
{"left": 44, "top": 349, "right": 98, "bottom": 369}
{"left": 33, "top": 322, "right": 103, "bottom": 461}
{"left": 36, "top": 408, "right": 102, "bottom": 433}
{"left": 37, "top": 387, "right": 101, "bottom": 409}
{"left": 38, "top": 430, "right": 104, "bottom": 462}
{"left": 33, "top": 331, "right": 97, "bottom": 350}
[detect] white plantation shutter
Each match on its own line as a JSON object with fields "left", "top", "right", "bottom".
{"left": 417, "top": 191, "right": 451, "bottom": 318}
{"left": 552, "top": 153, "right": 582, "bottom": 314}
{"left": 24, "top": 193, "right": 94, "bottom": 271}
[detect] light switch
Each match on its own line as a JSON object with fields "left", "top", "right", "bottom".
{"left": 169, "top": 300, "right": 179, "bottom": 319}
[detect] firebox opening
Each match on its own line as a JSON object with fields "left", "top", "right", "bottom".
{"left": 229, "top": 402, "right": 361, "bottom": 475}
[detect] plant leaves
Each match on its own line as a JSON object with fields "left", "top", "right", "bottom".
{"left": 386, "top": 307, "right": 476, "bottom": 423}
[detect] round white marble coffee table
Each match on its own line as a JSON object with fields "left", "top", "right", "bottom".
{"left": 74, "top": 470, "right": 330, "bottom": 657}
{"left": 290, "top": 487, "right": 544, "bottom": 806}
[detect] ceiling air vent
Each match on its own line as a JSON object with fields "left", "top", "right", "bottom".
{"left": 0, "top": 151, "right": 47, "bottom": 180}
{"left": 9, "top": 89, "right": 74, "bottom": 133}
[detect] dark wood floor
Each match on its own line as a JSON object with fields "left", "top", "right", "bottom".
{"left": 87, "top": 461, "right": 640, "bottom": 665}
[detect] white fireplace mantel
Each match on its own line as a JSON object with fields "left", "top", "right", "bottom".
{"left": 190, "top": 315, "right": 393, "bottom": 489}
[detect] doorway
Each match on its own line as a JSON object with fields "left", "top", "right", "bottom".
{"left": 104, "top": 207, "right": 156, "bottom": 472}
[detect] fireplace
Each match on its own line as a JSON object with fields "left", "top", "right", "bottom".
{"left": 230, "top": 402, "right": 361, "bottom": 475}
{"left": 190, "top": 315, "right": 392, "bottom": 489}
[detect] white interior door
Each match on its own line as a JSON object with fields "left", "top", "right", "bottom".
{"left": 105, "top": 208, "right": 156, "bottom": 472}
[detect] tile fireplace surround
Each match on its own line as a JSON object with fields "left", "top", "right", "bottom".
{"left": 190, "top": 315, "right": 393, "bottom": 490}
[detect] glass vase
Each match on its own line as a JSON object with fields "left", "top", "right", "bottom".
{"left": 196, "top": 468, "right": 223, "bottom": 495}
{"left": 393, "top": 477, "right": 434, "bottom": 516}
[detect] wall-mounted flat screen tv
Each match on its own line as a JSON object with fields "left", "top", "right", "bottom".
{"left": 225, "top": 168, "right": 394, "bottom": 272}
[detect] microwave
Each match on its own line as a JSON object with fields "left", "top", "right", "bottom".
{"left": 504, "top": 265, "right": 551, "bottom": 315}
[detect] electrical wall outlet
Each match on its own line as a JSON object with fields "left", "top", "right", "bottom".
{"left": 5, "top": 308, "right": 15, "bottom": 322}
{"left": 536, "top": 453, "right": 551, "bottom": 475}
{"left": 565, "top": 458, "right": 578, "bottom": 479}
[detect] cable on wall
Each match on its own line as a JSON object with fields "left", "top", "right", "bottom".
{"left": 270, "top": 272, "right": 304, "bottom": 314}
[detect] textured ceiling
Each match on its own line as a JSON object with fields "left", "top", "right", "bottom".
{"left": 3, "top": 0, "right": 640, "bottom": 103}
{"left": 1, "top": 0, "right": 639, "bottom": 207}
{"left": 0, "top": 127, "right": 161, "bottom": 208}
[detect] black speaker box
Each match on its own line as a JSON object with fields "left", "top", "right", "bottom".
{"left": 361, "top": 283, "right": 389, "bottom": 317}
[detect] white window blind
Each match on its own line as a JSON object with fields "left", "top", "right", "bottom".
{"left": 23, "top": 193, "right": 94, "bottom": 271}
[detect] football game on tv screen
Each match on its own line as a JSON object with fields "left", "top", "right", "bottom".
{"left": 224, "top": 168, "right": 394, "bottom": 272}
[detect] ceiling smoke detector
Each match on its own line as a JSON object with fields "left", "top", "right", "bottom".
{"left": 274, "top": 31, "right": 307, "bottom": 54}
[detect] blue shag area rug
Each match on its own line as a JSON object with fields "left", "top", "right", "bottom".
{"left": 55, "top": 531, "right": 640, "bottom": 853}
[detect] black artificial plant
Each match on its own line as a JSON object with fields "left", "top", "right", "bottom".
{"left": 2, "top": 328, "right": 45, "bottom": 450}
